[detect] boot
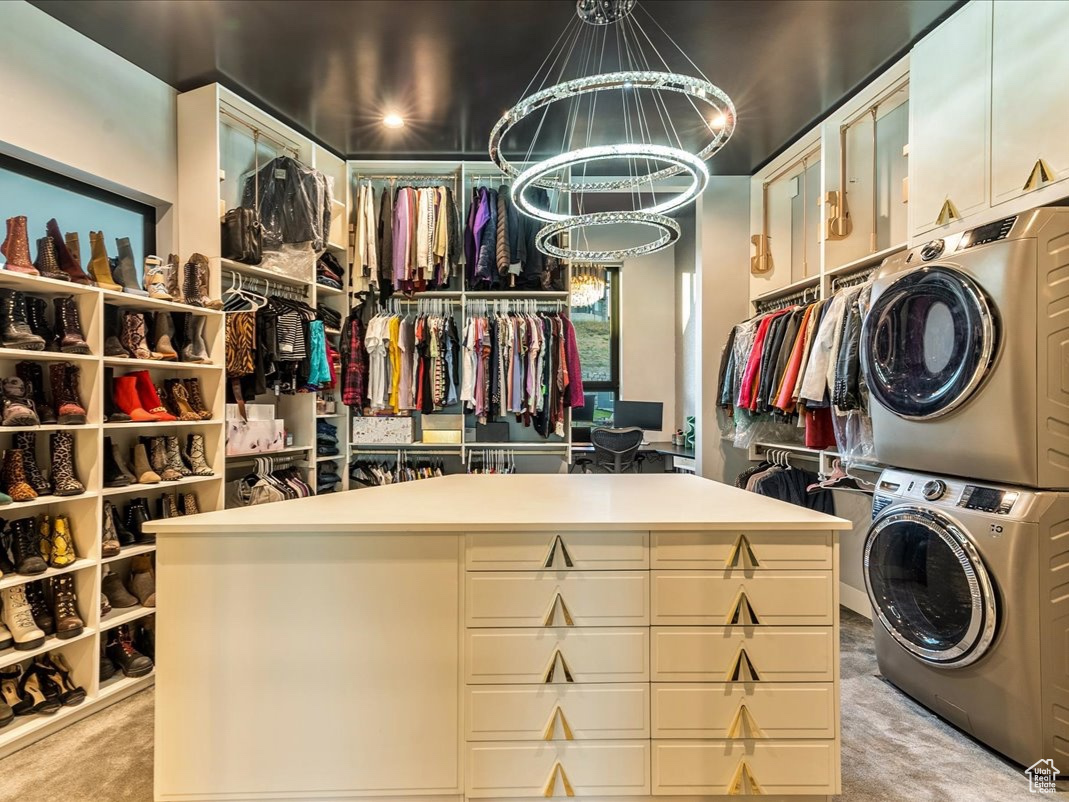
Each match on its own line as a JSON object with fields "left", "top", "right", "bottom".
{"left": 181, "top": 492, "right": 201, "bottom": 516}
{"left": 162, "top": 493, "right": 181, "bottom": 518}
{"left": 166, "top": 380, "right": 200, "bottom": 421}
{"left": 120, "top": 312, "right": 161, "bottom": 360}
{"left": 14, "top": 433, "right": 51, "bottom": 496}
{"left": 86, "top": 231, "right": 122, "bottom": 291}
{"left": 103, "top": 306, "right": 128, "bottom": 358}
{"left": 49, "top": 432, "right": 84, "bottom": 496}
{"left": 186, "top": 433, "right": 214, "bottom": 476}
{"left": 115, "top": 237, "right": 147, "bottom": 296}
{"left": 148, "top": 436, "right": 180, "bottom": 481}
{"left": 0, "top": 586, "right": 45, "bottom": 650}
{"left": 24, "top": 297, "right": 55, "bottom": 352}
{"left": 0, "top": 528, "right": 15, "bottom": 574}
{"left": 49, "top": 514, "right": 76, "bottom": 568}
{"left": 24, "top": 581, "right": 54, "bottom": 635}
{"left": 181, "top": 315, "right": 211, "bottom": 363}
{"left": 196, "top": 255, "right": 222, "bottom": 310}
{"left": 131, "top": 443, "right": 160, "bottom": 485}
{"left": 152, "top": 312, "right": 178, "bottom": 360}
{"left": 32, "top": 236, "right": 70, "bottom": 282}
{"left": 132, "top": 370, "right": 176, "bottom": 421}
{"left": 99, "top": 648, "right": 117, "bottom": 682}
{"left": 164, "top": 253, "right": 182, "bottom": 302}
{"left": 104, "top": 437, "right": 134, "bottom": 487}
{"left": 2, "top": 451, "right": 38, "bottom": 503}
{"left": 50, "top": 221, "right": 92, "bottom": 285}
{"left": 126, "top": 497, "right": 154, "bottom": 543}
{"left": 52, "top": 297, "right": 90, "bottom": 355}
{"left": 103, "top": 369, "right": 129, "bottom": 423}
{"left": 182, "top": 254, "right": 206, "bottom": 307}
{"left": 136, "top": 619, "right": 155, "bottom": 661}
{"left": 106, "top": 625, "right": 153, "bottom": 677}
{"left": 15, "top": 363, "right": 54, "bottom": 425}
{"left": 0, "top": 291, "right": 46, "bottom": 350}
{"left": 113, "top": 375, "right": 158, "bottom": 422}
{"left": 101, "top": 568, "right": 137, "bottom": 609}
{"left": 0, "top": 619, "right": 12, "bottom": 652}
{"left": 49, "top": 362, "right": 87, "bottom": 425}
{"left": 35, "top": 514, "right": 51, "bottom": 564}
{"left": 2, "top": 377, "right": 40, "bottom": 427}
{"left": 143, "top": 256, "right": 172, "bottom": 300}
{"left": 184, "top": 378, "right": 213, "bottom": 419}
{"left": 100, "top": 592, "right": 111, "bottom": 618}
{"left": 34, "top": 653, "right": 84, "bottom": 705}
{"left": 0, "top": 217, "right": 39, "bottom": 275}
{"left": 101, "top": 502, "right": 124, "bottom": 555}
{"left": 8, "top": 518, "right": 45, "bottom": 574}
{"left": 128, "top": 555, "right": 155, "bottom": 607}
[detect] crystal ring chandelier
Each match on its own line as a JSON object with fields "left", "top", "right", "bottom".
{"left": 536, "top": 211, "right": 681, "bottom": 262}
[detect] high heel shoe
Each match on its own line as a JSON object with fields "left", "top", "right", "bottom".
{"left": 13, "top": 665, "right": 61, "bottom": 716}
{"left": 34, "top": 654, "right": 85, "bottom": 706}
{"left": 0, "top": 669, "right": 23, "bottom": 723}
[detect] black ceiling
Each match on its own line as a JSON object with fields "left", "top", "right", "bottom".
{"left": 31, "top": 0, "right": 958, "bottom": 174}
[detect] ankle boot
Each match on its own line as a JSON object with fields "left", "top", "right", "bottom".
{"left": 114, "top": 238, "right": 147, "bottom": 296}
{"left": 50, "top": 221, "right": 93, "bottom": 285}
{"left": 181, "top": 315, "right": 210, "bottom": 363}
{"left": 131, "top": 443, "right": 160, "bottom": 485}
{"left": 2, "top": 451, "right": 38, "bottom": 503}
{"left": 132, "top": 370, "right": 176, "bottom": 421}
{"left": 52, "top": 297, "right": 90, "bottom": 355}
{"left": 16, "top": 362, "right": 55, "bottom": 425}
{"left": 153, "top": 312, "right": 178, "bottom": 360}
{"left": 49, "top": 432, "right": 84, "bottom": 496}
{"left": 14, "top": 433, "right": 51, "bottom": 496}
{"left": 162, "top": 492, "right": 181, "bottom": 518}
{"left": 0, "top": 291, "right": 46, "bottom": 351}
{"left": 32, "top": 236, "right": 70, "bottom": 282}
{"left": 0, "top": 619, "right": 12, "bottom": 652}
{"left": 106, "top": 625, "right": 153, "bottom": 677}
{"left": 24, "top": 581, "right": 54, "bottom": 635}
{"left": 49, "top": 362, "right": 87, "bottom": 425}
{"left": 164, "top": 254, "right": 182, "bottom": 302}
{"left": 51, "top": 575, "right": 83, "bottom": 643}
{"left": 120, "top": 312, "right": 161, "bottom": 360}
{"left": 165, "top": 435, "right": 192, "bottom": 477}
{"left": 184, "top": 378, "right": 214, "bottom": 419}
{"left": 181, "top": 492, "right": 201, "bottom": 515}
{"left": 101, "top": 568, "right": 138, "bottom": 609}
{"left": 186, "top": 433, "right": 214, "bottom": 476}
{"left": 103, "top": 369, "right": 129, "bottom": 423}
{"left": 8, "top": 518, "right": 45, "bottom": 574}
{"left": 101, "top": 502, "right": 125, "bottom": 554}
{"left": 36, "top": 513, "right": 51, "bottom": 563}
{"left": 167, "top": 380, "right": 201, "bottom": 421}
{"left": 0, "top": 586, "right": 44, "bottom": 650}
{"left": 2, "top": 377, "right": 40, "bottom": 427}
{"left": 143, "top": 256, "right": 172, "bottom": 300}
{"left": 103, "top": 437, "right": 133, "bottom": 488}
{"left": 1, "top": 217, "right": 39, "bottom": 276}
{"left": 24, "top": 297, "right": 55, "bottom": 351}
{"left": 87, "top": 231, "right": 122, "bottom": 291}
{"left": 128, "top": 555, "right": 155, "bottom": 607}
{"left": 127, "top": 497, "right": 154, "bottom": 543}
{"left": 103, "top": 306, "right": 128, "bottom": 358}
{"left": 148, "top": 436, "right": 180, "bottom": 481}
{"left": 49, "top": 514, "right": 76, "bottom": 569}
{"left": 113, "top": 375, "right": 158, "bottom": 422}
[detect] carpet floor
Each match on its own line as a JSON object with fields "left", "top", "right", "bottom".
{"left": 0, "top": 608, "right": 1058, "bottom": 801}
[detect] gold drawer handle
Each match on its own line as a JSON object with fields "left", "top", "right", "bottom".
{"left": 544, "top": 592, "right": 575, "bottom": 627}
{"left": 729, "top": 648, "right": 760, "bottom": 682}
{"left": 726, "top": 535, "right": 760, "bottom": 569}
{"left": 727, "top": 591, "right": 760, "bottom": 626}
{"left": 1024, "top": 158, "right": 1055, "bottom": 192}
{"left": 936, "top": 198, "right": 960, "bottom": 226}
{"left": 543, "top": 761, "right": 575, "bottom": 797}
{"left": 544, "top": 649, "right": 574, "bottom": 683}
{"left": 544, "top": 536, "right": 574, "bottom": 569}
{"left": 727, "top": 703, "right": 764, "bottom": 739}
{"left": 543, "top": 705, "right": 575, "bottom": 741}
{"left": 728, "top": 760, "right": 762, "bottom": 795}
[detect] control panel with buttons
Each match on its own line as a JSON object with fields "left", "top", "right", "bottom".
{"left": 958, "top": 485, "right": 1019, "bottom": 515}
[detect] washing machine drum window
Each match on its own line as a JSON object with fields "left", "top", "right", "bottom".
{"left": 862, "top": 266, "right": 998, "bottom": 419}
{"left": 865, "top": 508, "right": 998, "bottom": 667}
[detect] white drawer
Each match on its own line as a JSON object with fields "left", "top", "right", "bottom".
{"left": 467, "top": 741, "right": 650, "bottom": 797}
{"left": 652, "top": 531, "right": 833, "bottom": 570}
{"left": 466, "top": 684, "right": 650, "bottom": 741}
{"left": 466, "top": 628, "right": 649, "bottom": 685}
{"left": 651, "top": 570, "right": 833, "bottom": 626}
{"left": 651, "top": 627, "right": 835, "bottom": 683}
{"left": 652, "top": 739, "right": 839, "bottom": 795}
{"left": 652, "top": 683, "right": 836, "bottom": 739}
{"left": 467, "top": 571, "right": 649, "bottom": 628}
{"left": 466, "top": 531, "right": 648, "bottom": 571}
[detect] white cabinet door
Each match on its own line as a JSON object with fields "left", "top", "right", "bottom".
{"left": 909, "top": 0, "right": 992, "bottom": 237}
{"left": 991, "top": 0, "right": 1069, "bottom": 205}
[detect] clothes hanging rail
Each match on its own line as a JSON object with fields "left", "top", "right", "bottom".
{"left": 752, "top": 284, "right": 819, "bottom": 313}
{"left": 353, "top": 174, "right": 460, "bottom": 189}
{"left": 226, "top": 453, "right": 310, "bottom": 469}
{"left": 466, "top": 298, "right": 567, "bottom": 314}
{"left": 222, "top": 268, "right": 309, "bottom": 300}
{"left": 219, "top": 105, "right": 301, "bottom": 159}
{"left": 831, "top": 267, "right": 876, "bottom": 293}
{"left": 349, "top": 447, "right": 461, "bottom": 458}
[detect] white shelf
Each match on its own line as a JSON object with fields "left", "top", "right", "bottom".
{"left": 0, "top": 491, "right": 98, "bottom": 511}
{"left": 98, "top": 287, "right": 223, "bottom": 317}
{"left": 316, "top": 454, "right": 342, "bottom": 463}
{"left": 0, "top": 627, "right": 96, "bottom": 671}
{"left": 0, "top": 347, "right": 97, "bottom": 363}
{"left": 99, "top": 605, "right": 154, "bottom": 632}
{"left": 324, "top": 241, "right": 347, "bottom": 256}
{"left": 0, "top": 269, "right": 98, "bottom": 295}
{"left": 316, "top": 412, "right": 344, "bottom": 419}
{"left": 465, "top": 442, "right": 568, "bottom": 450}
{"left": 97, "top": 670, "right": 154, "bottom": 701}
{"left": 350, "top": 441, "right": 457, "bottom": 450}
{"left": 101, "top": 474, "right": 219, "bottom": 497}
{"left": 315, "top": 283, "right": 345, "bottom": 296}
{"left": 0, "top": 423, "right": 98, "bottom": 433}
{"left": 104, "top": 357, "right": 222, "bottom": 371}
{"left": 103, "top": 419, "right": 221, "bottom": 430}
{"left": 219, "top": 258, "right": 312, "bottom": 289}
{"left": 824, "top": 241, "right": 907, "bottom": 279}
{"left": 102, "top": 543, "right": 157, "bottom": 564}
{"left": 0, "top": 560, "right": 93, "bottom": 592}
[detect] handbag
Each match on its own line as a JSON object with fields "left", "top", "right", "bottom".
{"left": 221, "top": 131, "right": 263, "bottom": 264}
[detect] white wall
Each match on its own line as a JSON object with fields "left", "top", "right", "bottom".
{"left": 0, "top": 2, "right": 178, "bottom": 249}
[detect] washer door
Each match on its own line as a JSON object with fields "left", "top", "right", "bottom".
{"left": 861, "top": 266, "right": 998, "bottom": 419}
{"left": 864, "top": 507, "right": 997, "bottom": 667}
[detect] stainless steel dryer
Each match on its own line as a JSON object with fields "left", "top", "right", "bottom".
{"left": 861, "top": 207, "right": 1069, "bottom": 488}
{"left": 865, "top": 468, "right": 1069, "bottom": 768}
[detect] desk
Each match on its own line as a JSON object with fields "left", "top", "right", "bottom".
{"left": 570, "top": 441, "right": 696, "bottom": 473}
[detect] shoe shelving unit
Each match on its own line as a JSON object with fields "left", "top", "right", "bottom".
{"left": 0, "top": 268, "right": 224, "bottom": 758}
{"left": 177, "top": 84, "right": 350, "bottom": 502}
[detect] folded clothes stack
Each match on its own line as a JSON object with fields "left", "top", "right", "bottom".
{"left": 316, "top": 460, "right": 342, "bottom": 494}
{"left": 316, "top": 252, "right": 344, "bottom": 291}
{"left": 316, "top": 419, "right": 339, "bottom": 457}
{"left": 316, "top": 304, "right": 342, "bottom": 330}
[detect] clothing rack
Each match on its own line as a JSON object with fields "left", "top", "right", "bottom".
{"left": 219, "top": 105, "right": 301, "bottom": 159}
{"left": 350, "top": 448, "right": 460, "bottom": 458}
{"left": 353, "top": 174, "right": 459, "bottom": 189}
{"left": 227, "top": 453, "right": 310, "bottom": 469}
{"left": 752, "top": 284, "right": 819, "bottom": 313}
{"left": 223, "top": 268, "right": 309, "bottom": 300}
{"left": 382, "top": 297, "right": 458, "bottom": 315}
{"left": 830, "top": 267, "right": 876, "bottom": 292}
{"left": 466, "top": 298, "right": 566, "bottom": 314}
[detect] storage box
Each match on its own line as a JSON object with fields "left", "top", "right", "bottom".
{"left": 351, "top": 416, "right": 414, "bottom": 444}
{"left": 422, "top": 430, "right": 462, "bottom": 444}
{"left": 226, "top": 403, "right": 276, "bottom": 422}
{"left": 421, "top": 414, "right": 464, "bottom": 432}
{"left": 226, "top": 419, "right": 286, "bottom": 455}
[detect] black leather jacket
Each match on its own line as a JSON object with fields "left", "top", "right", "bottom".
{"left": 242, "top": 156, "right": 331, "bottom": 250}
{"left": 833, "top": 291, "right": 862, "bottom": 411}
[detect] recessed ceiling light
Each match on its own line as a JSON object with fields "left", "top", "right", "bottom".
{"left": 383, "top": 114, "right": 405, "bottom": 129}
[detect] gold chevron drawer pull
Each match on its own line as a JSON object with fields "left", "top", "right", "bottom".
{"left": 543, "top": 761, "right": 575, "bottom": 797}
{"left": 936, "top": 198, "right": 960, "bottom": 226}
{"left": 729, "top": 648, "right": 760, "bottom": 682}
{"left": 726, "top": 535, "right": 760, "bottom": 569}
{"left": 728, "top": 591, "right": 760, "bottom": 625}
{"left": 727, "top": 703, "right": 764, "bottom": 739}
{"left": 544, "top": 592, "right": 575, "bottom": 627}
{"left": 544, "top": 535, "right": 575, "bottom": 569}
{"left": 1024, "top": 158, "right": 1055, "bottom": 191}
{"left": 543, "top": 705, "right": 575, "bottom": 741}
{"left": 544, "top": 649, "right": 575, "bottom": 683}
{"left": 728, "top": 760, "right": 762, "bottom": 795}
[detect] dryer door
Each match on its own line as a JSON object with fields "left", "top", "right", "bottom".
{"left": 861, "top": 266, "right": 998, "bottom": 419}
{"left": 864, "top": 507, "right": 997, "bottom": 667}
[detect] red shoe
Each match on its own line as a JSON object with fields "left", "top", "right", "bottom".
{"left": 132, "top": 370, "right": 176, "bottom": 421}
{"left": 113, "top": 375, "right": 159, "bottom": 422}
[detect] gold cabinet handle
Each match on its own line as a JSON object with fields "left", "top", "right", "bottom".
{"left": 727, "top": 591, "right": 760, "bottom": 626}
{"left": 729, "top": 648, "right": 760, "bottom": 682}
{"left": 543, "top": 705, "right": 575, "bottom": 741}
{"left": 544, "top": 535, "right": 574, "bottom": 569}
{"left": 543, "top": 761, "right": 575, "bottom": 797}
{"left": 544, "top": 592, "right": 575, "bottom": 627}
{"left": 936, "top": 198, "right": 960, "bottom": 226}
{"left": 1024, "top": 158, "right": 1055, "bottom": 192}
{"left": 544, "top": 649, "right": 574, "bottom": 683}
{"left": 726, "top": 535, "right": 760, "bottom": 569}
{"left": 727, "top": 703, "right": 764, "bottom": 739}
{"left": 728, "top": 760, "right": 762, "bottom": 795}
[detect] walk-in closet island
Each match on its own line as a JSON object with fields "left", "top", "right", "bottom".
{"left": 149, "top": 473, "right": 849, "bottom": 801}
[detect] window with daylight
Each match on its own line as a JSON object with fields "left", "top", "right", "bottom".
{"left": 570, "top": 265, "right": 619, "bottom": 427}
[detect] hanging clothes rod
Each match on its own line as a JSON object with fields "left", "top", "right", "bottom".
{"left": 227, "top": 454, "right": 309, "bottom": 468}
{"left": 354, "top": 174, "right": 459, "bottom": 187}
{"left": 219, "top": 106, "right": 301, "bottom": 159}
{"left": 222, "top": 268, "right": 309, "bottom": 299}
{"left": 752, "top": 284, "right": 819, "bottom": 313}
{"left": 831, "top": 268, "right": 876, "bottom": 292}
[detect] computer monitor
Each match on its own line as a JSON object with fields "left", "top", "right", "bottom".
{"left": 613, "top": 400, "right": 664, "bottom": 433}
{"left": 573, "top": 393, "right": 597, "bottom": 423}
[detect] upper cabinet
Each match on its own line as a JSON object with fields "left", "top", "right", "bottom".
{"left": 990, "top": 0, "right": 1069, "bottom": 206}
{"left": 908, "top": 0, "right": 991, "bottom": 238}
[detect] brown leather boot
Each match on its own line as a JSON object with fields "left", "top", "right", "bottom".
{"left": 48, "top": 219, "right": 92, "bottom": 285}
{"left": 167, "top": 380, "right": 201, "bottom": 421}
{"left": 1, "top": 217, "right": 39, "bottom": 275}
{"left": 64, "top": 232, "right": 81, "bottom": 268}
{"left": 49, "top": 362, "right": 88, "bottom": 425}
{"left": 87, "top": 231, "right": 122, "bottom": 291}
{"left": 165, "top": 253, "right": 182, "bottom": 302}
{"left": 184, "top": 378, "right": 214, "bottom": 419}
{"left": 182, "top": 254, "right": 207, "bottom": 307}
{"left": 131, "top": 442, "right": 160, "bottom": 484}
{"left": 33, "top": 235, "right": 71, "bottom": 282}
{"left": 53, "top": 296, "right": 91, "bottom": 354}
{"left": 2, "top": 450, "right": 38, "bottom": 502}
{"left": 153, "top": 312, "right": 178, "bottom": 360}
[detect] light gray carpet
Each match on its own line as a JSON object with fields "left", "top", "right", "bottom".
{"left": 0, "top": 610, "right": 1059, "bottom": 801}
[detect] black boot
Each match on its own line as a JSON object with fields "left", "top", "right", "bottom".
{"left": 105, "top": 501, "right": 136, "bottom": 547}
{"left": 9, "top": 519, "right": 46, "bottom": 575}
{"left": 124, "top": 498, "right": 153, "bottom": 544}
{"left": 0, "top": 290, "right": 45, "bottom": 351}
{"left": 24, "top": 580, "right": 54, "bottom": 636}
{"left": 103, "top": 306, "right": 128, "bottom": 358}
{"left": 105, "top": 625, "right": 153, "bottom": 677}
{"left": 103, "top": 369, "right": 130, "bottom": 423}
{"left": 103, "top": 437, "right": 133, "bottom": 487}
{"left": 16, "top": 362, "right": 55, "bottom": 424}
{"left": 24, "top": 296, "right": 54, "bottom": 351}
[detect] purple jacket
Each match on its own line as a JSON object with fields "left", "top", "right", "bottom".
{"left": 561, "top": 316, "right": 585, "bottom": 408}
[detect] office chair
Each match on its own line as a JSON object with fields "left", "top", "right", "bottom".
{"left": 590, "top": 427, "right": 644, "bottom": 473}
